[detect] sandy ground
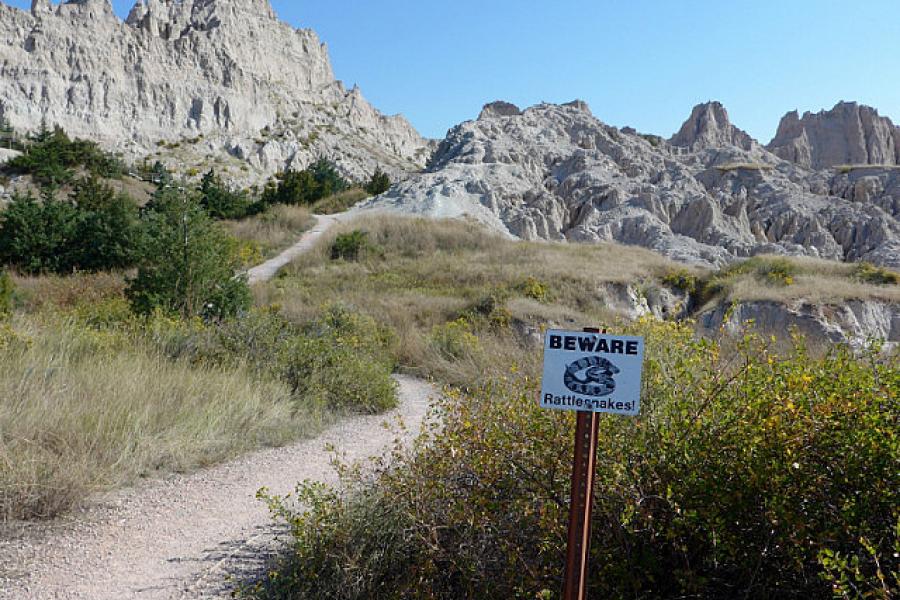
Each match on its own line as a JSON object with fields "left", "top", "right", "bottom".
{"left": 0, "top": 376, "right": 435, "bottom": 599}
{"left": 1, "top": 213, "right": 436, "bottom": 599}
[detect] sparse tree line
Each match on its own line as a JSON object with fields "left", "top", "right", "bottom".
{"left": 0, "top": 124, "right": 392, "bottom": 319}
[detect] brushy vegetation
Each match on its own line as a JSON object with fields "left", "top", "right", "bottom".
{"left": 0, "top": 178, "right": 142, "bottom": 275}
{"left": 250, "top": 320, "right": 899, "bottom": 599}
{"left": 262, "top": 158, "right": 349, "bottom": 207}
{"left": 310, "top": 187, "right": 369, "bottom": 214}
{"left": 198, "top": 168, "right": 259, "bottom": 220}
{"left": 5, "top": 124, "right": 125, "bottom": 187}
{"left": 0, "top": 293, "right": 399, "bottom": 520}
{"left": 127, "top": 187, "right": 251, "bottom": 319}
{"left": 223, "top": 204, "right": 315, "bottom": 259}
{"left": 364, "top": 167, "right": 392, "bottom": 196}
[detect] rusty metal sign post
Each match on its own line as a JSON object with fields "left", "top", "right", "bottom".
{"left": 539, "top": 327, "right": 645, "bottom": 600}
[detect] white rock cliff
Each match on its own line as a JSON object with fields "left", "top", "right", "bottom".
{"left": 0, "top": 0, "right": 431, "bottom": 181}
{"left": 364, "top": 100, "right": 900, "bottom": 269}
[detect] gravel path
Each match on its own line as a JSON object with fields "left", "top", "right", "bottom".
{"left": 2, "top": 214, "right": 436, "bottom": 599}
{"left": 1, "top": 376, "right": 436, "bottom": 599}
{"left": 246, "top": 212, "right": 347, "bottom": 284}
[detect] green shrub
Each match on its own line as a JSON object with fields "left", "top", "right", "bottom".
{"left": 6, "top": 125, "right": 124, "bottom": 186}
{"left": 462, "top": 291, "right": 512, "bottom": 328}
{"left": 855, "top": 262, "right": 900, "bottom": 286}
{"left": 722, "top": 256, "right": 798, "bottom": 286}
{"left": 331, "top": 230, "right": 370, "bottom": 261}
{"left": 516, "top": 276, "right": 551, "bottom": 302}
{"left": 428, "top": 318, "right": 482, "bottom": 360}
{"left": 661, "top": 268, "right": 700, "bottom": 294}
{"left": 0, "top": 190, "right": 79, "bottom": 274}
{"left": 263, "top": 159, "right": 348, "bottom": 207}
{"left": 255, "top": 320, "right": 899, "bottom": 599}
{"left": 198, "top": 169, "right": 257, "bottom": 220}
{"left": 364, "top": 167, "right": 391, "bottom": 196}
{"left": 69, "top": 176, "right": 142, "bottom": 271}
{"left": 127, "top": 187, "right": 251, "bottom": 319}
{"left": 0, "top": 178, "right": 141, "bottom": 275}
{"left": 818, "top": 518, "right": 899, "bottom": 599}
{"left": 0, "top": 271, "right": 13, "bottom": 317}
{"left": 151, "top": 305, "right": 399, "bottom": 415}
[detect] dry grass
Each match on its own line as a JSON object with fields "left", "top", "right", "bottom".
{"left": 255, "top": 215, "right": 677, "bottom": 386}
{"left": 712, "top": 255, "right": 900, "bottom": 305}
{"left": 9, "top": 271, "right": 126, "bottom": 313}
{"left": 716, "top": 162, "right": 774, "bottom": 172}
{"left": 310, "top": 188, "right": 369, "bottom": 215}
{"left": 256, "top": 216, "right": 900, "bottom": 385}
{"left": 224, "top": 205, "right": 314, "bottom": 258}
{"left": 0, "top": 315, "right": 328, "bottom": 521}
{"left": 834, "top": 164, "right": 900, "bottom": 174}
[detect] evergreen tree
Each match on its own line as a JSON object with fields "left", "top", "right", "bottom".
{"left": 0, "top": 190, "right": 79, "bottom": 274}
{"left": 69, "top": 176, "right": 142, "bottom": 271}
{"left": 198, "top": 169, "right": 254, "bottom": 219}
{"left": 127, "top": 187, "right": 250, "bottom": 319}
{"left": 365, "top": 167, "right": 391, "bottom": 196}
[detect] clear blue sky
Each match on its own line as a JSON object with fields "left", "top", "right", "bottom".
{"left": 7, "top": 0, "right": 900, "bottom": 141}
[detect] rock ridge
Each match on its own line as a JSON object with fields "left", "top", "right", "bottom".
{"left": 0, "top": 0, "right": 430, "bottom": 182}
{"left": 363, "top": 100, "right": 900, "bottom": 269}
{"left": 768, "top": 101, "right": 900, "bottom": 169}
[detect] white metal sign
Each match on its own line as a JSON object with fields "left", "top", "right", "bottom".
{"left": 540, "top": 329, "right": 645, "bottom": 416}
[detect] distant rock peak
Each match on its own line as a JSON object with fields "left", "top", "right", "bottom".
{"left": 670, "top": 101, "right": 756, "bottom": 151}
{"left": 768, "top": 101, "right": 900, "bottom": 169}
{"left": 478, "top": 101, "right": 522, "bottom": 120}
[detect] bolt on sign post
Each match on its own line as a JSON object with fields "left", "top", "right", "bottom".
{"left": 540, "top": 328, "right": 645, "bottom": 600}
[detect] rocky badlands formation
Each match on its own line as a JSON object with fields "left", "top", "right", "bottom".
{"left": 360, "top": 99, "right": 899, "bottom": 348}
{"left": 768, "top": 102, "right": 900, "bottom": 169}
{"left": 0, "top": 0, "right": 431, "bottom": 182}
{"left": 366, "top": 100, "right": 900, "bottom": 270}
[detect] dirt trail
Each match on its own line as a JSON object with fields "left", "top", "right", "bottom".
{"left": 2, "top": 214, "right": 437, "bottom": 599}
{"left": 1, "top": 376, "right": 435, "bottom": 600}
{"left": 246, "top": 212, "right": 348, "bottom": 284}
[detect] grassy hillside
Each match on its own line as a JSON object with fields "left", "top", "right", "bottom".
{"left": 241, "top": 216, "right": 899, "bottom": 599}
{"left": 255, "top": 215, "right": 898, "bottom": 385}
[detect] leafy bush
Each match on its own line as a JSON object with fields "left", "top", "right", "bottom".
{"left": 263, "top": 159, "right": 348, "bottom": 207}
{"left": 855, "top": 262, "right": 900, "bottom": 286}
{"left": 310, "top": 188, "right": 369, "bottom": 215}
{"left": 198, "top": 169, "right": 258, "bottom": 220}
{"left": 0, "top": 270, "right": 13, "bottom": 317}
{"left": 516, "top": 276, "right": 551, "bottom": 302}
{"left": 156, "top": 305, "right": 399, "bottom": 414}
{"left": 428, "top": 318, "right": 482, "bottom": 360}
{"left": 818, "top": 518, "right": 899, "bottom": 599}
{"left": 364, "top": 167, "right": 391, "bottom": 196}
{"left": 723, "top": 256, "right": 798, "bottom": 286}
{"left": 127, "top": 187, "right": 251, "bottom": 319}
{"left": 254, "top": 321, "right": 899, "bottom": 599}
{"left": 0, "top": 178, "right": 141, "bottom": 274}
{"left": 331, "top": 230, "right": 371, "bottom": 261}
{"left": 6, "top": 125, "right": 124, "bottom": 186}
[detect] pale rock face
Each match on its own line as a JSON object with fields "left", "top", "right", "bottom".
{"left": 768, "top": 102, "right": 900, "bottom": 169}
{"left": 670, "top": 101, "right": 757, "bottom": 151}
{"left": 698, "top": 300, "right": 899, "bottom": 351}
{"left": 363, "top": 101, "right": 900, "bottom": 269}
{"left": 0, "top": 0, "right": 430, "bottom": 183}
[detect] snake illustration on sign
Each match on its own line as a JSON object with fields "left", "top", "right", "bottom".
{"left": 540, "top": 329, "right": 644, "bottom": 416}
{"left": 563, "top": 356, "right": 620, "bottom": 397}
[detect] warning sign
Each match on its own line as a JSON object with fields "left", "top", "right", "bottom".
{"left": 540, "top": 330, "right": 644, "bottom": 416}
